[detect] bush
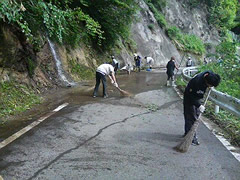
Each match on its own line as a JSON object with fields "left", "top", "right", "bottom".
{"left": 146, "top": 2, "right": 167, "bottom": 28}
{"left": 167, "top": 26, "right": 206, "bottom": 55}
{"left": 0, "top": 81, "right": 41, "bottom": 119}
{"left": 199, "top": 61, "right": 240, "bottom": 99}
{"left": 69, "top": 59, "right": 95, "bottom": 80}
{"left": 167, "top": 26, "right": 182, "bottom": 40}
{"left": 148, "top": 24, "right": 154, "bottom": 31}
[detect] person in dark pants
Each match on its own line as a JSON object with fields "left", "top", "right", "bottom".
{"left": 136, "top": 55, "right": 141, "bottom": 72}
{"left": 183, "top": 70, "right": 221, "bottom": 145}
{"left": 93, "top": 63, "right": 118, "bottom": 98}
{"left": 166, "top": 56, "right": 178, "bottom": 86}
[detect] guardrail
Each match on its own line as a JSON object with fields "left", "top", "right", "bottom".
{"left": 182, "top": 67, "right": 240, "bottom": 117}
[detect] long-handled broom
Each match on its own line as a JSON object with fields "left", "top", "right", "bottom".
{"left": 174, "top": 87, "right": 212, "bottom": 153}
{"left": 115, "top": 86, "right": 132, "bottom": 97}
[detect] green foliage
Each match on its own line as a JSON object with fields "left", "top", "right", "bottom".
{"left": 69, "top": 59, "right": 95, "bottom": 80}
{"left": 188, "top": 0, "right": 201, "bottom": 8}
{"left": 208, "top": 0, "right": 238, "bottom": 29}
{"left": 184, "top": 34, "right": 205, "bottom": 55}
{"left": 199, "top": 53, "right": 240, "bottom": 99}
{"left": 167, "top": 26, "right": 182, "bottom": 40}
{"left": 0, "top": 81, "right": 41, "bottom": 119}
{"left": 0, "top": 0, "right": 33, "bottom": 41}
{"left": 146, "top": 103, "right": 159, "bottom": 112}
{"left": 204, "top": 101, "right": 240, "bottom": 146}
{"left": 148, "top": 24, "right": 154, "bottom": 31}
{"left": 79, "top": 0, "right": 138, "bottom": 49}
{"left": 167, "top": 26, "right": 206, "bottom": 55}
{"left": 0, "top": 0, "right": 137, "bottom": 49}
{"left": 26, "top": 58, "right": 37, "bottom": 78}
{"left": 24, "top": 1, "right": 104, "bottom": 46}
{"left": 146, "top": 2, "right": 167, "bottom": 28}
{"left": 216, "top": 41, "right": 236, "bottom": 60}
{"left": 176, "top": 76, "right": 187, "bottom": 87}
{"left": 145, "top": 0, "right": 167, "bottom": 12}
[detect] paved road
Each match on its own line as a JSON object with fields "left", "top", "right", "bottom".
{"left": 0, "top": 71, "right": 239, "bottom": 180}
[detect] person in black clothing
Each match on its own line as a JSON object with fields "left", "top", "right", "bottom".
{"left": 136, "top": 55, "right": 141, "bottom": 72}
{"left": 166, "top": 56, "right": 179, "bottom": 86}
{"left": 183, "top": 70, "right": 221, "bottom": 145}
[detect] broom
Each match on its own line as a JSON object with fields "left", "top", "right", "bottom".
{"left": 174, "top": 88, "right": 212, "bottom": 153}
{"left": 115, "top": 86, "right": 132, "bottom": 97}
{"left": 176, "top": 52, "right": 186, "bottom": 74}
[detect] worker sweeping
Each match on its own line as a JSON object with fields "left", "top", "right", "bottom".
{"left": 183, "top": 70, "right": 221, "bottom": 145}
{"left": 93, "top": 63, "right": 118, "bottom": 98}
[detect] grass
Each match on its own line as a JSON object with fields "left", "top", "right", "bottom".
{"left": 69, "top": 59, "right": 95, "bottom": 80}
{"left": 0, "top": 81, "right": 42, "bottom": 121}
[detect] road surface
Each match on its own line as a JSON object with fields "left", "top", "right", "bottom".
{"left": 0, "top": 70, "right": 239, "bottom": 180}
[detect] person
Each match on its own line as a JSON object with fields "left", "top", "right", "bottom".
{"left": 217, "top": 56, "right": 223, "bottom": 67}
{"left": 186, "top": 57, "right": 193, "bottom": 67}
{"left": 121, "top": 63, "right": 133, "bottom": 75}
{"left": 136, "top": 55, "right": 141, "bottom": 72}
{"left": 145, "top": 56, "right": 154, "bottom": 69}
{"left": 111, "top": 56, "right": 119, "bottom": 73}
{"left": 133, "top": 53, "right": 138, "bottom": 71}
{"left": 166, "top": 56, "right": 179, "bottom": 86}
{"left": 203, "top": 57, "right": 208, "bottom": 65}
{"left": 183, "top": 70, "right": 221, "bottom": 145}
{"left": 93, "top": 63, "right": 118, "bottom": 98}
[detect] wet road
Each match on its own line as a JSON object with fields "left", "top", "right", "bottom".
{"left": 0, "top": 70, "right": 240, "bottom": 180}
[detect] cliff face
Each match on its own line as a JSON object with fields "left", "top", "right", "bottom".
{"left": 112, "top": 0, "right": 220, "bottom": 68}
{"left": 0, "top": 0, "right": 219, "bottom": 88}
{"left": 129, "top": 1, "right": 181, "bottom": 66}
{"left": 165, "top": 0, "right": 220, "bottom": 44}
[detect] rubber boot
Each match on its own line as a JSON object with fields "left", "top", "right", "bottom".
{"left": 167, "top": 80, "right": 170, "bottom": 86}
{"left": 171, "top": 80, "right": 176, "bottom": 87}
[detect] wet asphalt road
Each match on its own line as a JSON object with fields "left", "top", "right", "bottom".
{"left": 0, "top": 70, "right": 240, "bottom": 180}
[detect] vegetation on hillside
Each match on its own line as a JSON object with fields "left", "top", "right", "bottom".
{"left": 0, "top": 81, "right": 41, "bottom": 121}
{"left": 145, "top": 0, "right": 206, "bottom": 55}
{"left": 0, "top": 0, "right": 137, "bottom": 49}
{"left": 167, "top": 26, "right": 206, "bottom": 55}
{"left": 199, "top": 41, "right": 240, "bottom": 99}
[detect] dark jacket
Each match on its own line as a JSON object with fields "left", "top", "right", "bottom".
{"left": 136, "top": 56, "right": 141, "bottom": 66}
{"left": 166, "top": 60, "right": 176, "bottom": 76}
{"left": 183, "top": 71, "right": 211, "bottom": 107}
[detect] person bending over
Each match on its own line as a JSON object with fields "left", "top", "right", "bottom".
{"left": 93, "top": 63, "right": 118, "bottom": 98}
{"left": 183, "top": 70, "right": 221, "bottom": 145}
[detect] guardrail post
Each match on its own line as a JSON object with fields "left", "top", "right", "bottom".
{"left": 215, "top": 105, "right": 220, "bottom": 114}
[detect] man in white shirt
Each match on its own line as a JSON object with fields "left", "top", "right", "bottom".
{"left": 120, "top": 63, "right": 133, "bottom": 75}
{"left": 145, "top": 56, "right": 154, "bottom": 69}
{"left": 93, "top": 63, "right": 118, "bottom": 98}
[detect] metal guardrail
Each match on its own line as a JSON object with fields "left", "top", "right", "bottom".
{"left": 182, "top": 67, "right": 240, "bottom": 117}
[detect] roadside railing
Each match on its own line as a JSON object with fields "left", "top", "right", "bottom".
{"left": 182, "top": 67, "right": 240, "bottom": 117}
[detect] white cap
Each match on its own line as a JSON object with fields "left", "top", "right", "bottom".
{"left": 188, "top": 57, "right": 191, "bottom": 59}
